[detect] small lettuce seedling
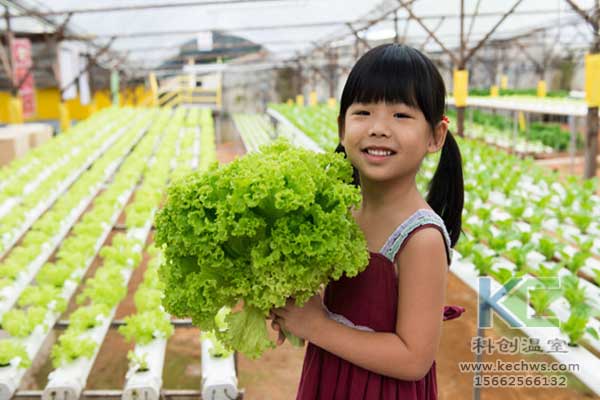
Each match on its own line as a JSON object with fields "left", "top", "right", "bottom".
{"left": 560, "top": 304, "right": 599, "bottom": 346}
{"left": 127, "top": 350, "right": 149, "bottom": 372}
{"left": 0, "top": 339, "right": 30, "bottom": 368}
{"left": 562, "top": 275, "right": 587, "bottom": 308}
{"left": 538, "top": 236, "right": 560, "bottom": 261}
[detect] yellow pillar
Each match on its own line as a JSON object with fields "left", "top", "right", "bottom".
{"left": 59, "top": 102, "right": 71, "bottom": 132}
{"left": 327, "top": 98, "right": 337, "bottom": 109}
{"left": 296, "top": 94, "right": 304, "bottom": 107}
{"left": 286, "top": 98, "right": 293, "bottom": 105}
{"left": 518, "top": 111, "right": 526, "bottom": 132}
{"left": 8, "top": 96, "right": 23, "bottom": 123}
{"left": 309, "top": 91, "right": 318, "bottom": 106}
{"left": 500, "top": 75, "right": 508, "bottom": 90}
{"left": 149, "top": 72, "right": 159, "bottom": 106}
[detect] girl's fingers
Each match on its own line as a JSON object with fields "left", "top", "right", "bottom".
{"left": 277, "top": 328, "right": 286, "bottom": 345}
{"left": 272, "top": 307, "right": 288, "bottom": 317}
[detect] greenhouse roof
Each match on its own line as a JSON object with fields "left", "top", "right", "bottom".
{"left": 0, "top": 0, "right": 597, "bottom": 77}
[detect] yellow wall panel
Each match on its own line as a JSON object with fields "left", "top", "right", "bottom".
{"left": 66, "top": 98, "right": 92, "bottom": 120}
{"left": 0, "top": 92, "right": 11, "bottom": 122}
{"left": 94, "top": 91, "right": 112, "bottom": 109}
{"left": 35, "top": 88, "right": 61, "bottom": 120}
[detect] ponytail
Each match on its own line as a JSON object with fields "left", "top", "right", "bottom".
{"left": 335, "top": 143, "right": 360, "bottom": 187}
{"left": 426, "top": 131, "right": 464, "bottom": 246}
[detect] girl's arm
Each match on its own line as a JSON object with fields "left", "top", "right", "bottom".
{"left": 273, "top": 227, "right": 448, "bottom": 381}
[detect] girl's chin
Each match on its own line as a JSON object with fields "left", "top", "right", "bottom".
{"left": 358, "top": 171, "right": 402, "bottom": 184}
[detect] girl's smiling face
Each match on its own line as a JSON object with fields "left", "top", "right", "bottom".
{"left": 340, "top": 101, "right": 441, "bottom": 184}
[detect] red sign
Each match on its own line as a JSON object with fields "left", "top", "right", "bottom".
{"left": 11, "top": 38, "right": 36, "bottom": 119}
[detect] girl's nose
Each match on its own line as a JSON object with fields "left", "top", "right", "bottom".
{"left": 368, "top": 122, "right": 391, "bottom": 137}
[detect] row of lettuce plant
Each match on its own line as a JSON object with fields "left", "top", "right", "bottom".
{"left": 448, "top": 108, "right": 580, "bottom": 153}
{"left": 414, "top": 140, "right": 600, "bottom": 348}
{"left": 119, "top": 108, "right": 206, "bottom": 393}
{"left": 0, "top": 110, "right": 151, "bottom": 319}
{"left": 120, "top": 246, "right": 173, "bottom": 380}
{"left": 454, "top": 215, "right": 600, "bottom": 348}
{"left": 119, "top": 109, "right": 189, "bottom": 354}
{"left": 0, "top": 109, "right": 130, "bottom": 222}
{"left": 232, "top": 114, "right": 274, "bottom": 152}
{"left": 450, "top": 110, "right": 554, "bottom": 154}
{"left": 0, "top": 108, "right": 119, "bottom": 197}
{"left": 268, "top": 104, "right": 338, "bottom": 151}
{"left": 467, "top": 88, "right": 570, "bottom": 98}
{"left": 0, "top": 109, "right": 139, "bottom": 257}
{"left": 41, "top": 109, "right": 187, "bottom": 397}
{"left": 453, "top": 140, "right": 600, "bottom": 254}
{"left": 0, "top": 109, "right": 163, "bottom": 395}
{"left": 234, "top": 112, "right": 322, "bottom": 154}
{"left": 120, "top": 108, "right": 211, "bottom": 344}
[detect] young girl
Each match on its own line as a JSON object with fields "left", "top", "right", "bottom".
{"left": 271, "top": 43, "right": 465, "bottom": 399}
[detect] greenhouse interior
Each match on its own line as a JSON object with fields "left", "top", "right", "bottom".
{"left": 0, "top": 0, "right": 600, "bottom": 399}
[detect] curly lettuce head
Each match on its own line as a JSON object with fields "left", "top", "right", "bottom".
{"left": 155, "top": 139, "right": 368, "bottom": 358}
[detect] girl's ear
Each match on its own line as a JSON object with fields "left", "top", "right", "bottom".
{"left": 427, "top": 121, "right": 448, "bottom": 153}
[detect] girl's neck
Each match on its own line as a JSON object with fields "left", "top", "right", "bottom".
{"left": 355, "top": 174, "right": 428, "bottom": 220}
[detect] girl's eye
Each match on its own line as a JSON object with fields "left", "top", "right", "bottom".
{"left": 353, "top": 110, "right": 370, "bottom": 116}
{"left": 394, "top": 113, "right": 410, "bottom": 119}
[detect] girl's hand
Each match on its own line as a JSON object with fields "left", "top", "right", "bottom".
{"left": 271, "top": 294, "right": 327, "bottom": 344}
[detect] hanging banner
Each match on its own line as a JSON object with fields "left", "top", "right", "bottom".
{"left": 453, "top": 69, "right": 469, "bottom": 107}
{"left": 58, "top": 42, "right": 79, "bottom": 100}
{"left": 78, "top": 55, "right": 91, "bottom": 105}
{"left": 11, "top": 38, "right": 36, "bottom": 119}
{"left": 585, "top": 53, "right": 600, "bottom": 107}
{"left": 537, "top": 80, "right": 547, "bottom": 98}
{"left": 490, "top": 85, "right": 499, "bottom": 97}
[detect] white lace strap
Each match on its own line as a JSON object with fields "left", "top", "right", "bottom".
{"left": 380, "top": 209, "right": 452, "bottom": 265}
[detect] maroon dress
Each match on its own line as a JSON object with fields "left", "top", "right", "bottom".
{"left": 297, "top": 209, "right": 465, "bottom": 400}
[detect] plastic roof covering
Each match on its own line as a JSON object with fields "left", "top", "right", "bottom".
{"left": 0, "top": 0, "right": 597, "bottom": 72}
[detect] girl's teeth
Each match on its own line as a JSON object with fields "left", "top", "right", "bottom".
{"left": 367, "top": 149, "right": 392, "bottom": 156}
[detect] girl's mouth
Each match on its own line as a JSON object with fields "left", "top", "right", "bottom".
{"left": 361, "top": 147, "right": 396, "bottom": 161}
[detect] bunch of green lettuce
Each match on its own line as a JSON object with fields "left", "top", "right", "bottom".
{"left": 155, "top": 139, "right": 368, "bottom": 358}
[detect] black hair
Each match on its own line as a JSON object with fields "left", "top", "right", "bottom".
{"left": 334, "top": 43, "right": 463, "bottom": 246}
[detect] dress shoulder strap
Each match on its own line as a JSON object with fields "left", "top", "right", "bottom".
{"left": 379, "top": 209, "right": 453, "bottom": 266}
